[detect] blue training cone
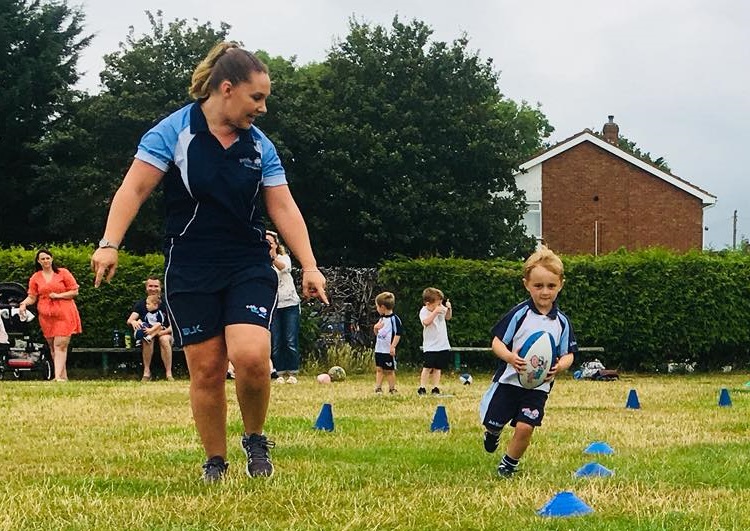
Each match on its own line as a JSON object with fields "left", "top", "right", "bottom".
{"left": 430, "top": 405, "right": 450, "bottom": 432}
{"left": 584, "top": 441, "right": 615, "bottom": 455}
{"left": 313, "top": 403, "right": 334, "bottom": 431}
{"left": 626, "top": 388, "right": 641, "bottom": 409}
{"left": 537, "top": 491, "right": 594, "bottom": 517}
{"left": 718, "top": 388, "right": 732, "bottom": 407}
{"left": 574, "top": 461, "right": 614, "bottom": 478}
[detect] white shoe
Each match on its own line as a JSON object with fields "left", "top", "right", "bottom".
{"left": 275, "top": 376, "right": 285, "bottom": 384}
{"left": 286, "top": 375, "right": 298, "bottom": 384}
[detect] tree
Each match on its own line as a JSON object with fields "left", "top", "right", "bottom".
{"left": 0, "top": 0, "right": 92, "bottom": 245}
{"left": 616, "top": 136, "right": 671, "bottom": 172}
{"left": 591, "top": 130, "right": 671, "bottom": 172}
{"left": 20, "top": 12, "right": 553, "bottom": 265}
{"left": 263, "top": 18, "right": 552, "bottom": 265}
{"left": 31, "top": 12, "right": 230, "bottom": 251}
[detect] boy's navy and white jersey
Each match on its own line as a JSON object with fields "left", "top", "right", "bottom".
{"left": 375, "top": 314, "right": 402, "bottom": 354}
{"left": 490, "top": 299, "right": 577, "bottom": 394}
{"left": 144, "top": 309, "right": 166, "bottom": 328}
{"left": 132, "top": 299, "right": 170, "bottom": 325}
{"left": 135, "top": 102, "right": 286, "bottom": 267}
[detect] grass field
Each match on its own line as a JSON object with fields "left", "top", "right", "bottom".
{"left": 1, "top": 371, "right": 749, "bottom": 530}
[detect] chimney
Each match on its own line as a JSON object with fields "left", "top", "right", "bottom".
{"left": 602, "top": 115, "right": 619, "bottom": 144}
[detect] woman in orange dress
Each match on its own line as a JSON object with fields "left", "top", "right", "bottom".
{"left": 19, "top": 249, "right": 82, "bottom": 381}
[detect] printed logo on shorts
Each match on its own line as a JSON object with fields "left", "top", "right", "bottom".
{"left": 246, "top": 305, "right": 269, "bottom": 320}
{"left": 182, "top": 324, "right": 204, "bottom": 336}
{"left": 521, "top": 407, "right": 540, "bottom": 420}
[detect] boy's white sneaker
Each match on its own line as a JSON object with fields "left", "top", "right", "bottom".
{"left": 275, "top": 376, "right": 286, "bottom": 384}
{"left": 286, "top": 375, "right": 298, "bottom": 384}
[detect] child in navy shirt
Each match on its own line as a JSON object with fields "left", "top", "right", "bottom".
{"left": 373, "top": 291, "right": 402, "bottom": 394}
{"left": 479, "top": 246, "right": 577, "bottom": 478}
{"left": 134, "top": 294, "right": 167, "bottom": 343}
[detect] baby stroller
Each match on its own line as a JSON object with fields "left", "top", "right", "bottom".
{"left": 0, "top": 282, "right": 53, "bottom": 380}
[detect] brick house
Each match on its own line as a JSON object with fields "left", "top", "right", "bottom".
{"left": 516, "top": 116, "right": 716, "bottom": 255}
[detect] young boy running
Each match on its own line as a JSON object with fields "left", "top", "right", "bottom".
{"left": 479, "top": 246, "right": 577, "bottom": 478}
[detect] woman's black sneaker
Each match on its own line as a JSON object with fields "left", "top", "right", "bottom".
{"left": 242, "top": 433, "right": 276, "bottom": 477}
{"left": 202, "top": 456, "right": 228, "bottom": 483}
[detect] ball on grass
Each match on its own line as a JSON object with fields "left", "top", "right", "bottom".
{"left": 317, "top": 373, "right": 332, "bottom": 384}
{"left": 328, "top": 366, "right": 346, "bottom": 382}
{"left": 459, "top": 373, "right": 473, "bottom": 385}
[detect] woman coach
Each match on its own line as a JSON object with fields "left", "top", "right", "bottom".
{"left": 90, "top": 42, "right": 328, "bottom": 482}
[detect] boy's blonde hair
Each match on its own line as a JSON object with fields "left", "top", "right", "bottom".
{"left": 146, "top": 294, "right": 161, "bottom": 306}
{"left": 523, "top": 245, "right": 564, "bottom": 280}
{"left": 375, "top": 291, "right": 395, "bottom": 310}
{"left": 422, "top": 287, "right": 444, "bottom": 304}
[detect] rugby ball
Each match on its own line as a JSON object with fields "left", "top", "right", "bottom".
{"left": 517, "top": 331, "right": 556, "bottom": 389}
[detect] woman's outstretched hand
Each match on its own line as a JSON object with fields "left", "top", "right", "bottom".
{"left": 91, "top": 248, "right": 119, "bottom": 288}
{"left": 302, "top": 270, "right": 329, "bottom": 305}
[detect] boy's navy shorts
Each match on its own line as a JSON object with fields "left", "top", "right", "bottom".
{"left": 164, "top": 262, "right": 278, "bottom": 347}
{"left": 375, "top": 352, "right": 396, "bottom": 370}
{"left": 423, "top": 349, "right": 451, "bottom": 370}
{"left": 479, "top": 382, "right": 548, "bottom": 429}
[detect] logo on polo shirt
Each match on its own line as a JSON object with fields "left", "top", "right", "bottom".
{"left": 239, "top": 157, "right": 261, "bottom": 170}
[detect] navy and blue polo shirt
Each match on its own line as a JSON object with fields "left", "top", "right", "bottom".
{"left": 490, "top": 299, "right": 577, "bottom": 393}
{"left": 374, "top": 314, "right": 403, "bottom": 354}
{"left": 135, "top": 102, "right": 286, "bottom": 267}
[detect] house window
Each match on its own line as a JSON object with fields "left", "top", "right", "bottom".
{"left": 522, "top": 201, "right": 541, "bottom": 240}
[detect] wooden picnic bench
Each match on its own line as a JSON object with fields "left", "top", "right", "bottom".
{"left": 73, "top": 346, "right": 184, "bottom": 375}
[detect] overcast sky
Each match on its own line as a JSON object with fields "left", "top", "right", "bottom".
{"left": 76, "top": 0, "right": 749, "bottom": 249}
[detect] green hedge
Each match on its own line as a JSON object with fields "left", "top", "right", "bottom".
{"left": 0, "top": 245, "right": 166, "bottom": 347}
{"left": 4, "top": 246, "right": 749, "bottom": 371}
{"left": 379, "top": 249, "right": 750, "bottom": 370}
{"left": 0, "top": 245, "right": 323, "bottom": 353}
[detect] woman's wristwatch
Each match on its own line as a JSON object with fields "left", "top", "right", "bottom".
{"left": 98, "top": 238, "right": 119, "bottom": 250}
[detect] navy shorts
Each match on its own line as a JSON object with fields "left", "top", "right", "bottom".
{"left": 165, "top": 263, "right": 278, "bottom": 347}
{"left": 479, "top": 382, "right": 548, "bottom": 429}
{"left": 423, "top": 349, "right": 451, "bottom": 370}
{"left": 375, "top": 352, "right": 396, "bottom": 370}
